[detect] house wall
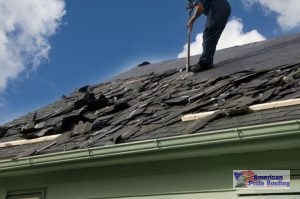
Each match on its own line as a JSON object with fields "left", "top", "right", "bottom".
{"left": 0, "top": 148, "right": 300, "bottom": 199}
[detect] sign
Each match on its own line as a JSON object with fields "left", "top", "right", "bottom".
{"left": 233, "top": 170, "right": 290, "bottom": 189}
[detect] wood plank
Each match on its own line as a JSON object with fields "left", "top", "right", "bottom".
{"left": 182, "top": 111, "right": 217, "bottom": 122}
{"left": 0, "top": 134, "right": 61, "bottom": 148}
{"left": 182, "top": 98, "right": 300, "bottom": 122}
{"left": 249, "top": 98, "right": 300, "bottom": 111}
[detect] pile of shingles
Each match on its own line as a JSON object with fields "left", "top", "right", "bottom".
{"left": 1, "top": 63, "right": 300, "bottom": 158}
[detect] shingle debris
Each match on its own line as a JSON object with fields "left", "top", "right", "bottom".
{"left": 2, "top": 63, "right": 300, "bottom": 159}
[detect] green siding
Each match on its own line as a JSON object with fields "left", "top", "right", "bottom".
{"left": 1, "top": 148, "right": 300, "bottom": 199}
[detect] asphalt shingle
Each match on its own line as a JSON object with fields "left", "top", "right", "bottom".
{"left": 2, "top": 34, "right": 300, "bottom": 160}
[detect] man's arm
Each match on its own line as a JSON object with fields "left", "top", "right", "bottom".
{"left": 187, "top": 2, "right": 205, "bottom": 32}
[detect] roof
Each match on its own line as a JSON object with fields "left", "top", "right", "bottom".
{"left": 1, "top": 33, "right": 300, "bottom": 161}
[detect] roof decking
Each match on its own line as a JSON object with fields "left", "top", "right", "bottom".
{"left": 1, "top": 34, "right": 300, "bottom": 160}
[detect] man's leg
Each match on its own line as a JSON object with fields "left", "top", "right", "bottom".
{"left": 192, "top": 1, "right": 231, "bottom": 72}
{"left": 191, "top": 25, "right": 224, "bottom": 72}
{"left": 199, "top": 0, "right": 231, "bottom": 66}
{"left": 200, "top": 20, "right": 228, "bottom": 66}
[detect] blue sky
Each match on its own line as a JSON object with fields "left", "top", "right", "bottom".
{"left": 1, "top": 0, "right": 300, "bottom": 124}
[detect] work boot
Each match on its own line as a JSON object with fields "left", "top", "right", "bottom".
{"left": 191, "top": 61, "right": 213, "bottom": 73}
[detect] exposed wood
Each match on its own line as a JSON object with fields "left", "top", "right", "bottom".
{"left": 249, "top": 98, "right": 300, "bottom": 111}
{"left": 182, "top": 111, "right": 217, "bottom": 122}
{"left": 182, "top": 98, "right": 300, "bottom": 122}
{"left": 0, "top": 134, "right": 61, "bottom": 148}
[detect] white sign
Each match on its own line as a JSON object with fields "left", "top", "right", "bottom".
{"left": 233, "top": 170, "right": 290, "bottom": 189}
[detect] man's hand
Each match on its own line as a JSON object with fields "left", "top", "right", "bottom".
{"left": 187, "top": 3, "right": 205, "bottom": 32}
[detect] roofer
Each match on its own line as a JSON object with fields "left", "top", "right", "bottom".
{"left": 187, "top": 0, "right": 231, "bottom": 72}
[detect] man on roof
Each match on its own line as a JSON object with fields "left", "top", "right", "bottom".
{"left": 187, "top": 0, "right": 231, "bottom": 72}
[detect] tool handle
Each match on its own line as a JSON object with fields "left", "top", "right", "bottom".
{"left": 186, "top": 30, "right": 191, "bottom": 73}
{"left": 186, "top": 0, "right": 194, "bottom": 74}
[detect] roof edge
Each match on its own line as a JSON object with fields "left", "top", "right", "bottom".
{"left": 1, "top": 119, "right": 300, "bottom": 176}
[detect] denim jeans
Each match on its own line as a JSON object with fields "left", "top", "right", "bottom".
{"left": 199, "top": 0, "right": 231, "bottom": 65}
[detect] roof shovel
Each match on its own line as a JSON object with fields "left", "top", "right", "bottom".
{"left": 186, "top": 25, "right": 192, "bottom": 74}
{"left": 181, "top": 0, "right": 194, "bottom": 79}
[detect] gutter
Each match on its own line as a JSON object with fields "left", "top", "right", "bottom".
{"left": 1, "top": 119, "right": 300, "bottom": 174}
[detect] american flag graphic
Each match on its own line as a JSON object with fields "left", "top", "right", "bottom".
{"left": 242, "top": 170, "right": 257, "bottom": 185}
